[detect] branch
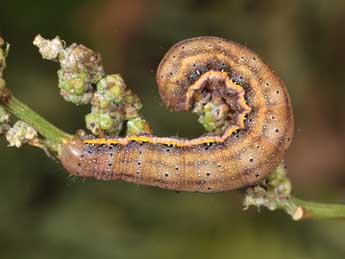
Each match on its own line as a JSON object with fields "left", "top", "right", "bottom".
{"left": 292, "top": 197, "right": 345, "bottom": 220}
{"left": 0, "top": 88, "right": 72, "bottom": 153}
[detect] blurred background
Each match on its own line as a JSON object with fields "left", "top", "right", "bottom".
{"left": 1, "top": 0, "right": 345, "bottom": 258}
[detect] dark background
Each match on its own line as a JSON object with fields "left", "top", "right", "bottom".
{"left": 1, "top": 0, "right": 345, "bottom": 258}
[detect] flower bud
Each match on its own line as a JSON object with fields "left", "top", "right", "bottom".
{"left": 6, "top": 121, "right": 38, "bottom": 148}
{"left": 33, "top": 35, "right": 64, "bottom": 60}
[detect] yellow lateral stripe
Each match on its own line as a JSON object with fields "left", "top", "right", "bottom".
{"left": 83, "top": 126, "right": 240, "bottom": 147}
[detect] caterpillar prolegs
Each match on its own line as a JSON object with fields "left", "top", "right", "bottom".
{"left": 60, "top": 36, "right": 294, "bottom": 193}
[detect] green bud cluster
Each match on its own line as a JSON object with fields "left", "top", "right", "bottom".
{"left": 193, "top": 95, "right": 230, "bottom": 132}
{"left": 85, "top": 74, "right": 148, "bottom": 136}
{"left": 57, "top": 43, "right": 105, "bottom": 105}
{"left": 126, "top": 117, "right": 149, "bottom": 136}
{"left": 34, "top": 35, "right": 105, "bottom": 105}
{"left": 57, "top": 69, "right": 94, "bottom": 104}
{"left": 34, "top": 35, "right": 149, "bottom": 137}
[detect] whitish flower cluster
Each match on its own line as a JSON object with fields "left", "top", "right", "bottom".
{"left": 6, "top": 121, "right": 38, "bottom": 148}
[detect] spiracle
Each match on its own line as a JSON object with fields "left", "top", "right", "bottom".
{"left": 59, "top": 36, "right": 294, "bottom": 193}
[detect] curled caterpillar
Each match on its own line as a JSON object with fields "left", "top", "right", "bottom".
{"left": 59, "top": 36, "right": 294, "bottom": 193}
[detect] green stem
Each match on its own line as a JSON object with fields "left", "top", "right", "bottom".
{"left": 2, "top": 91, "right": 72, "bottom": 152}
{"left": 292, "top": 197, "right": 345, "bottom": 220}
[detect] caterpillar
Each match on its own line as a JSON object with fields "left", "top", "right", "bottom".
{"left": 59, "top": 36, "right": 294, "bottom": 193}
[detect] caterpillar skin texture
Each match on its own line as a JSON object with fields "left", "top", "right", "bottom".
{"left": 60, "top": 36, "right": 294, "bottom": 193}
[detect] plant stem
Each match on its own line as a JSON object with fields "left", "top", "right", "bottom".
{"left": 292, "top": 197, "right": 345, "bottom": 220}
{"left": 1, "top": 89, "right": 72, "bottom": 153}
